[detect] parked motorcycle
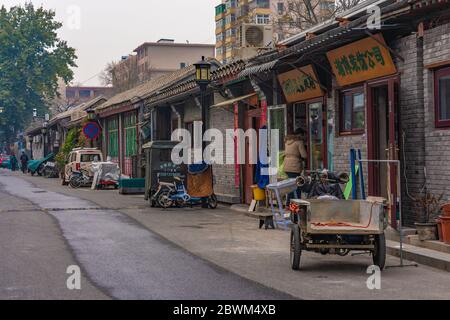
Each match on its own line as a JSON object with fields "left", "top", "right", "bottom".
{"left": 153, "top": 176, "right": 217, "bottom": 209}
{"left": 69, "top": 168, "right": 93, "bottom": 189}
{"left": 296, "top": 169, "right": 349, "bottom": 199}
{"left": 42, "top": 161, "right": 59, "bottom": 178}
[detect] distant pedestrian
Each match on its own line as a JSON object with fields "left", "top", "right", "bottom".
{"left": 10, "top": 155, "right": 18, "bottom": 171}
{"left": 20, "top": 152, "right": 29, "bottom": 174}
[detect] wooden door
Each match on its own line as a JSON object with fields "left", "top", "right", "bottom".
{"left": 368, "top": 78, "right": 399, "bottom": 228}
{"left": 244, "top": 109, "right": 261, "bottom": 204}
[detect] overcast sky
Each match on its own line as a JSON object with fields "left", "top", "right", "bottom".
{"left": 2, "top": 0, "right": 222, "bottom": 86}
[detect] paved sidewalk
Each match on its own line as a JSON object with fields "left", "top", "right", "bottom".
{"left": 7, "top": 170, "right": 450, "bottom": 300}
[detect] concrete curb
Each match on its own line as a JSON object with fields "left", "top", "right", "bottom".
{"left": 386, "top": 240, "right": 450, "bottom": 272}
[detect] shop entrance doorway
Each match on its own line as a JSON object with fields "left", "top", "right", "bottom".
{"left": 368, "top": 78, "right": 399, "bottom": 227}
{"left": 293, "top": 99, "right": 328, "bottom": 171}
{"left": 244, "top": 108, "right": 261, "bottom": 204}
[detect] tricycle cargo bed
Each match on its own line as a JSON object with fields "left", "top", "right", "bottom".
{"left": 304, "top": 199, "right": 387, "bottom": 235}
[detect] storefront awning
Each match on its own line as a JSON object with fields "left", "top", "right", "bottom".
{"left": 211, "top": 93, "right": 257, "bottom": 108}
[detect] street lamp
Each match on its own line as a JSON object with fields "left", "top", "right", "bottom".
{"left": 41, "top": 122, "right": 48, "bottom": 135}
{"left": 194, "top": 56, "right": 212, "bottom": 151}
{"left": 194, "top": 56, "right": 212, "bottom": 91}
{"left": 87, "top": 109, "right": 96, "bottom": 121}
{"left": 41, "top": 121, "right": 48, "bottom": 156}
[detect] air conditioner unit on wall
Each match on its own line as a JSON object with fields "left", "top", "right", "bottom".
{"left": 238, "top": 23, "right": 274, "bottom": 49}
{"left": 236, "top": 23, "right": 274, "bottom": 60}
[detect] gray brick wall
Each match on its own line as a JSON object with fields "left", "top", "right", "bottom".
{"left": 209, "top": 105, "right": 241, "bottom": 203}
{"left": 329, "top": 83, "right": 369, "bottom": 196}
{"left": 422, "top": 22, "right": 450, "bottom": 210}
{"left": 391, "top": 34, "right": 426, "bottom": 226}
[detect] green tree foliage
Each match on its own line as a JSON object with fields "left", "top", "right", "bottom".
{"left": 0, "top": 3, "right": 77, "bottom": 142}
{"left": 55, "top": 127, "right": 82, "bottom": 170}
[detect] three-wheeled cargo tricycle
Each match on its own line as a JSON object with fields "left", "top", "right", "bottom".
{"left": 289, "top": 198, "right": 388, "bottom": 270}
{"left": 142, "top": 141, "right": 182, "bottom": 207}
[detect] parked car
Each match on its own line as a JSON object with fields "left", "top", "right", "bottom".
{"left": 62, "top": 148, "right": 103, "bottom": 185}
{"left": 0, "top": 154, "right": 10, "bottom": 168}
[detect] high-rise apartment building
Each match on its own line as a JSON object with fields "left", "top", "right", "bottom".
{"left": 215, "top": 0, "right": 336, "bottom": 64}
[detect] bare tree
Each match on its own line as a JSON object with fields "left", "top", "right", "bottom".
{"left": 274, "top": 0, "right": 364, "bottom": 40}
{"left": 99, "top": 57, "right": 140, "bottom": 94}
{"left": 337, "top": 0, "right": 364, "bottom": 11}
{"left": 99, "top": 61, "right": 116, "bottom": 87}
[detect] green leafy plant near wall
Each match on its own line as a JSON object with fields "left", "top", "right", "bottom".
{"left": 55, "top": 128, "right": 83, "bottom": 172}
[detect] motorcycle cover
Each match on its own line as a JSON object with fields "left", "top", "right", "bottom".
{"left": 90, "top": 162, "right": 120, "bottom": 182}
{"left": 27, "top": 153, "right": 54, "bottom": 173}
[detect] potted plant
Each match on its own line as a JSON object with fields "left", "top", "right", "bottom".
{"left": 414, "top": 191, "right": 444, "bottom": 241}
{"left": 441, "top": 203, "right": 450, "bottom": 216}
{"left": 440, "top": 203, "right": 450, "bottom": 244}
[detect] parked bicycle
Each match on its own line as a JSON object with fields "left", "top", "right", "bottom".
{"left": 69, "top": 168, "right": 93, "bottom": 189}
{"left": 42, "top": 161, "right": 59, "bottom": 178}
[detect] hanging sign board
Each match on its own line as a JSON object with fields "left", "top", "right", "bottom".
{"left": 326, "top": 34, "right": 397, "bottom": 87}
{"left": 278, "top": 64, "right": 324, "bottom": 103}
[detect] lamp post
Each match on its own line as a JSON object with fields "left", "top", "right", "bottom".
{"left": 41, "top": 121, "right": 48, "bottom": 156}
{"left": 193, "top": 56, "right": 212, "bottom": 151}
{"left": 87, "top": 109, "right": 96, "bottom": 121}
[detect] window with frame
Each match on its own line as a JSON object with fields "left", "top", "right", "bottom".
{"left": 106, "top": 116, "right": 119, "bottom": 158}
{"left": 79, "top": 90, "right": 91, "bottom": 98}
{"left": 256, "top": 14, "right": 270, "bottom": 24}
{"left": 340, "top": 88, "right": 365, "bottom": 134}
{"left": 435, "top": 66, "right": 450, "bottom": 127}
{"left": 277, "top": 2, "right": 284, "bottom": 14}
{"left": 256, "top": 0, "right": 270, "bottom": 9}
{"left": 124, "top": 112, "right": 137, "bottom": 157}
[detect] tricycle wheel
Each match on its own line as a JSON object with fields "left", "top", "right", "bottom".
{"left": 290, "top": 225, "right": 302, "bottom": 270}
{"left": 208, "top": 194, "right": 218, "bottom": 209}
{"left": 372, "top": 233, "right": 386, "bottom": 270}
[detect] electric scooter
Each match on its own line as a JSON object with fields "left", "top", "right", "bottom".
{"left": 154, "top": 176, "right": 217, "bottom": 209}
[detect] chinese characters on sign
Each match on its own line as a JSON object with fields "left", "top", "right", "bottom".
{"left": 333, "top": 46, "right": 385, "bottom": 76}
{"left": 326, "top": 34, "right": 397, "bottom": 86}
{"left": 278, "top": 65, "right": 324, "bottom": 103}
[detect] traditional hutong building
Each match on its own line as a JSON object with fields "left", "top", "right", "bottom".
{"left": 231, "top": 0, "right": 450, "bottom": 226}
{"left": 68, "top": 0, "right": 449, "bottom": 230}
{"left": 24, "top": 96, "right": 108, "bottom": 160}
{"left": 95, "top": 61, "right": 221, "bottom": 178}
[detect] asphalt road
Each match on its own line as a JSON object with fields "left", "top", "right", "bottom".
{"left": 0, "top": 170, "right": 292, "bottom": 300}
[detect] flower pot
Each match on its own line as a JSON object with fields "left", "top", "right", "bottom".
{"left": 415, "top": 222, "right": 437, "bottom": 241}
{"left": 441, "top": 204, "right": 450, "bottom": 217}
{"left": 440, "top": 216, "right": 450, "bottom": 244}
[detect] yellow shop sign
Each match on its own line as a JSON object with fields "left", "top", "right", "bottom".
{"left": 278, "top": 64, "right": 324, "bottom": 103}
{"left": 326, "top": 34, "right": 397, "bottom": 86}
